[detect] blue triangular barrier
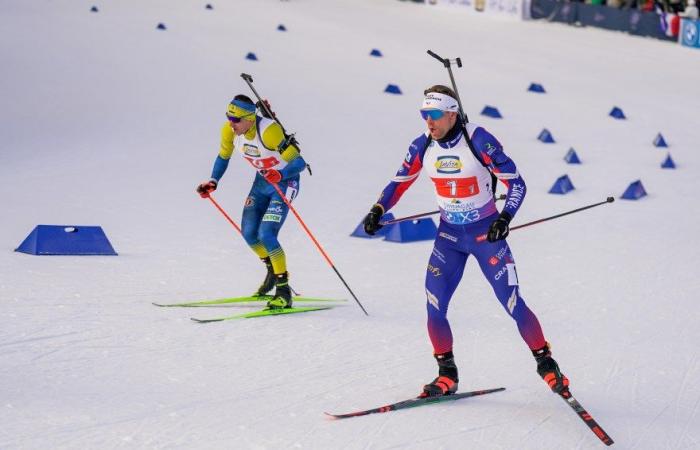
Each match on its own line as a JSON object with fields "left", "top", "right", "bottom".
{"left": 277, "top": 24, "right": 287, "bottom": 31}
{"left": 156, "top": 23, "right": 167, "bottom": 30}
{"left": 621, "top": 180, "right": 647, "bottom": 200}
{"left": 350, "top": 213, "right": 395, "bottom": 239}
{"left": 653, "top": 133, "right": 668, "bottom": 148}
{"left": 564, "top": 148, "right": 581, "bottom": 164}
{"left": 245, "top": 52, "right": 258, "bottom": 61}
{"left": 90, "top": 6, "right": 99, "bottom": 12}
{"left": 609, "top": 106, "right": 626, "bottom": 119}
{"left": 661, "top": 153, "right": 676, "bottom": 169}
{"left": 370, "top": 49, "right": 383, "bottom": 57}
{"left": 548, "top": 175, "right": 575, "bottom": 194}
{"left": 480, "top": 105, "right": 502, "bottom": 119}
{"left": 384, "top": 218, "right": 437, "bottom": 243}
{"left": 528, "top": 83, "right": 546, "bottom": 93}
{"left": 205, "top": 4, "right": 213, "bottom": 10}
{"left": 538, "top": 128, "right": 555, "bottom": 143}
{"left": 384, "top": 84, "right": 402, "bottom": 95}
{"left": 15, "top": 225, "right": 117, "bottom": 255}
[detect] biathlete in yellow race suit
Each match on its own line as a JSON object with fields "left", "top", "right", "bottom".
{"left": 197, "top": 95, "right": 307, "bottom": 309}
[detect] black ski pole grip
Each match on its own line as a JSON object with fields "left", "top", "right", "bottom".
{"left": 241, "top": 73, "right": 253, "bottom": 82}
{"left": 456, "top": 57, "right": 462, "bottom": 68}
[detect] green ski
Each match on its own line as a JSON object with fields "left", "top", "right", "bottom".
{"left": 191, "top": 306, "right": 333, "bottom": 323}
{"left": 153, "top": 295, "right": 345, "bottom": 308}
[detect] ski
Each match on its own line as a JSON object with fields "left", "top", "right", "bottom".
{"left": 190, "top": 306, "right": 333, "bottom": 323}
{"left": 558, "top": 391, "right": 614, "bottom": 446}
{"left": 153, "top": 295, "right": 345, "bottom": 308}
{"left": 325, "top": 387, "right": 505, "bottom": 419}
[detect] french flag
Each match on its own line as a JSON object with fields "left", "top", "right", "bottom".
{"left": 657, "top": 6, "right": 680, "bottom": 37}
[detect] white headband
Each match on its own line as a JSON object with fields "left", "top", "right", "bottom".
{"left": 421, "top": 92, "right": 459, "bottom": 112}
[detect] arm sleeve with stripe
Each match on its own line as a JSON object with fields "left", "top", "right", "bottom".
{"left": 471, "top": 127, "right": 526, "bottom": 219}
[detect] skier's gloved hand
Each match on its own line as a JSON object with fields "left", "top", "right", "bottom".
{"left": 363, "top": 204, "right": 385, "bottom": 235}
{"left": 260, "top": 169, "right": 282, "bottom": 183}
{"left": 487, "top": 211, "right": 512, "bottom": 242}
{"left": 196, "top": 179, "right": 217, "bottom": 198}
{"left": 256, "top": 99, "right": 276, "bottom": 119}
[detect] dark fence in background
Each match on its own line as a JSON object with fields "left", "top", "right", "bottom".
{"left": 530, "top": 0, "right": 676, "bottom": 41}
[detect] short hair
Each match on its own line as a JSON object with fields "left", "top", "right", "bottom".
{"left": 423, "top": 85, "right": 457, "bottom": 99}
{"left": 233, "top": 94, "right": 255, "bottom": 105}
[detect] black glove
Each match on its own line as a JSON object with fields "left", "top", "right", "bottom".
{"left": 487, "top": 211, "right": 512, "bottom": 242}
{"left": 363, "top": 205, "right": 385, "bottom": 235}
{"left": 196, "top": 179, "right": 218, "bottom": 198}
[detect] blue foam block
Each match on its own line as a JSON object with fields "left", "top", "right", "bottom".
{"left": 653, "top": 133, "right": 668, "bottom": 148}
{"left": 564, "top": 148, "right": 581, "bottom": 164}
{"left": 384, "top": 218, "right": 437, "bottom": 243}
{"left": 538, "top": 128, "right": 555, "bottom": 143}
{"left": 15, "top": 225, "right": 117, "bottom": 255}
{"left": 661, "top": 154, "right": 676, "bottom": 169}
{"left": 528, "top": 83, "right": 546, "bottom": 93}
{"left": 549, "top": 175, "right": 575, "bottom": 194}
{"left": 620, "top": 180, "right": 647, "bottom": 200}
{"left": 384, "top": 84, "right": 402, "bottom": 95}
{"left": 609, "top": 106, "right": 626, "bottom": 119}
{"left": 481, "top": 105, "right": 502, "bottom": 119}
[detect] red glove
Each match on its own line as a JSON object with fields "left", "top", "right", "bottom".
{"left": 260, "top": 169, "right": 282, "bottom": 183}
{"left": 196, "top": 180, "right": 217, "bottom": 198}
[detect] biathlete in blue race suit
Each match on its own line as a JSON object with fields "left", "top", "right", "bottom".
{"left": 197, "top": 95, "right": 307, "bottom": 309}
{"left": 363, "top": 85, "right": 570, "bottom": 398}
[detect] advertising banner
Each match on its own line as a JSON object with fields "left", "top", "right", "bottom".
{"left": 680, "top": 18, "right": 700, "bottom": 49}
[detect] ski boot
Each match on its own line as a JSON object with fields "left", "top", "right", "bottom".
{"left": 420, "top": 351, "right": 459, "bottom": 398}
{"left": 533, "top": 343, "right": 570, "bottom": 396}
{"left": 266, "top": 272, "right": 293, "bottom": 309}
{"left": 254, "top": 257, "right": 275, "bottom": 297}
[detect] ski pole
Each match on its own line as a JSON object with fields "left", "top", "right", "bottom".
{"left": 205, "top": 194, "right": 301, "bottom": 297}
{"left": 244, "top": 163, "right": 369, "bottom": 316}
{"left": 475, "top": 197, "right": 615, "bottom": 242}
{"left": 380, "top": 194, "right": 507, "bottom": 226}
{"left": 207, "top": 194, "right": 242, "bottom": 233}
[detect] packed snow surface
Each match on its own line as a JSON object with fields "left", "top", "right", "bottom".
{"left": 1, "top": 0, "right": 699, "bottom": 448}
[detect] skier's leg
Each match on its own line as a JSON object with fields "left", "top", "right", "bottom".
{"left": 473, "top": 236, "right": 569, "bottom": 393}
{"left": 421, "top": 228, "right": 468, "bottom": 397}
{"left": 258, "top": 180, "right": 298, "bottom": 308}
{"left": 241, "top": 190, "right": 275, "bottom": 295}
{"left": 425, "top": 238, "right": 468, "bottom": 355}
{"left": 472, "top": 238, "right": 546, "bottom": 350}
{"left": 241, "top": 189, "right": 269, "bottom": 258}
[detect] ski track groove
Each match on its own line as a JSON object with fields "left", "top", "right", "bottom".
{"left": 381, "top": 419, "right": 511, "bottom": 450}
{"left": 676, "top": 376, "right": 700, "bottom": 449}
{"left": 631, "top": 403, "right": 669, "bottom": 449}
{"left": 0, "top": 330, "right": 82, "bottom": 348}
{"left": 520, "top": 411, "right": 551, "bottom": 444}
{"left": 674, "top": 354, "right": 699, "bottom": 450}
